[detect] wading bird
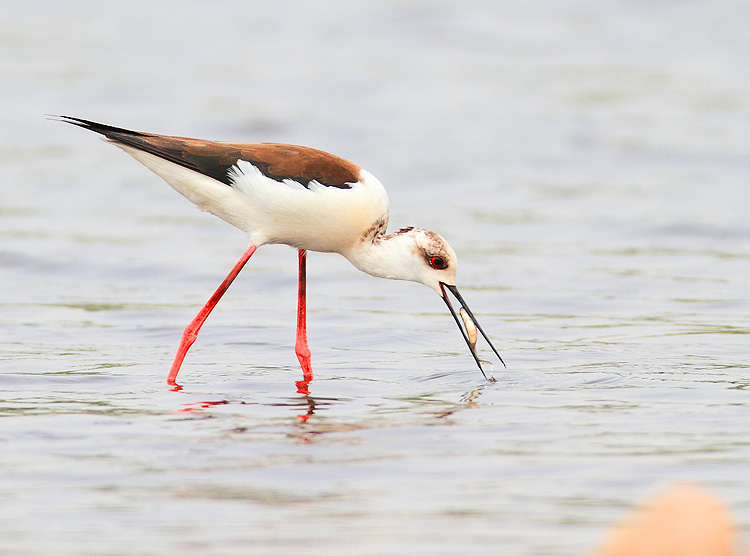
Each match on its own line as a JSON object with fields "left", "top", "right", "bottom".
{"left": 56, "top": 116, "right": 504, "bottom": 391}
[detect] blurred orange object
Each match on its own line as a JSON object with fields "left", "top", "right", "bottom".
{"left": 594, "top": 484, "right": 742, "bottom": 556}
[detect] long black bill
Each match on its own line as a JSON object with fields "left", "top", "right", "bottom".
{"left": 440, "top": 282, "right": 506, "bottom": 379}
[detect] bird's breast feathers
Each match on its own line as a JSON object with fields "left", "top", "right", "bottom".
{"left": 229, "top": 162, "right": 390, "bottom": 253}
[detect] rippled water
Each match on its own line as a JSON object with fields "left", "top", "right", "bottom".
{"left": 2, "top": 1, "right": 749, "bottom": 554}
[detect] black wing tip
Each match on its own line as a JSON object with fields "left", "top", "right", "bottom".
{"left": 48, "top": 115, "right": 144, "bottom": 139}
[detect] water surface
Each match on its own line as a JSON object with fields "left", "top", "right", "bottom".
{"left": 1, "top": 1, "right": 749, "bottom": 554}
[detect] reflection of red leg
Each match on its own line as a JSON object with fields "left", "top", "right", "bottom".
{"left": 167, "top": 244, "right": 258, "bottom": 385}
{"left": 295, "top": 249, "right": 313, "bottom": 394}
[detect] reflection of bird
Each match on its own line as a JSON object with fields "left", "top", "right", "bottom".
{"left": 56, "top": 116, "right": 504, "bottom": 390}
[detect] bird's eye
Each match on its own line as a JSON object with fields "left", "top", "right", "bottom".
{"left": 429, "top": 256, "right": 447, "bottom": 269}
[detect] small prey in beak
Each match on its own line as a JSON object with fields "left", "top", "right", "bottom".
{"left": 440, "top": 282, "right": 505, "bottom": 379}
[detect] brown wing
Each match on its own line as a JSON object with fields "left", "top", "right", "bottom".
{"left": 56, "top": 116, "right": 361, "bottom": 189}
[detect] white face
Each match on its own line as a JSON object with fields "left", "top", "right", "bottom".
{"left": 408, "top": 229, "right": 458, "bottom": 293}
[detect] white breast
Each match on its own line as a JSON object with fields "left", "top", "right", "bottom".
{"left": 228, "top": 162, "right": 390, "bottom": 253}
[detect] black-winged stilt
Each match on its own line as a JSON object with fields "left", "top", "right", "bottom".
{"left": 55, "top": 116, "right": 504, "bottom": 391}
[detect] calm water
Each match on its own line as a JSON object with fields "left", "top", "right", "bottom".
{"left": 2, "top": 1, "right": 749, "bottom": 554}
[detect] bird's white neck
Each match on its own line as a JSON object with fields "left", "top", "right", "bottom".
{"left": 343, "top": 230, "right": 420, "bottom": 283}
{"left": 342, "top": 226, "right": 456, "bottom": 295}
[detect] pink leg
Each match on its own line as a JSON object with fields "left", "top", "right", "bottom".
{"left": 167, "top": 244, "right": 258, "bottom": 385}
{"left": 295, "top": 249, "right": 313, "bottom": 394}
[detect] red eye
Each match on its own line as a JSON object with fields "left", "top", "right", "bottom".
{"left": 430, "top": 256, "right": 446, "bottom": 269}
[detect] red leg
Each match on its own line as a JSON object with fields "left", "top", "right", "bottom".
{"left": 167, "top": 244, "right": 258, "bottom": 385}
{"left": 295, "top": 249, "right": 313, "bottom": 393}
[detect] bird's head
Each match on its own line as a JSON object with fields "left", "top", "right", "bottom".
{"left": 396, "top": 227, "right": 458, "bottom": 294}
{"left": 375, "top": 227, "right": 506, "bottom": 377}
